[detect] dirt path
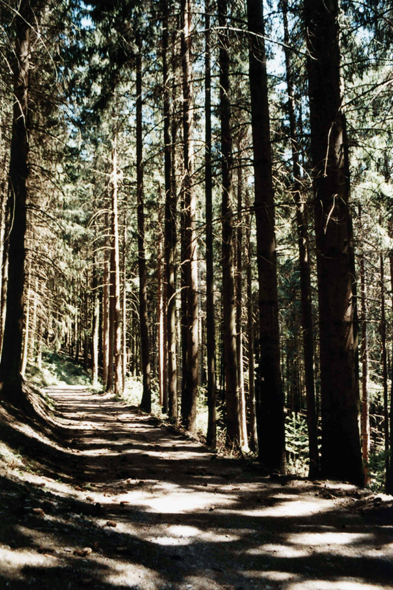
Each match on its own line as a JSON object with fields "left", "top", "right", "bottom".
{"left": 0, "top": 386, "right": 393, "bottom": 590}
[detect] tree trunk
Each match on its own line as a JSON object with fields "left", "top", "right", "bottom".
{"left": 247, "top": 0, "right": 285, "bottom": 472}
{"left": 136, "top": 37, "right": 152, "bottom": 413}
{"left": 92, "top": 247, "right": 99, "bottom": 388}
{"left": 236, "top": 150, "right": 249, "bottom": 451}
{"left": 157, "top": 201, "right": 166, "bottom": 407}
{"left": 0, "top": 1, "right": 34, "bottom": 401}
{"left": 245, "top": 190, "right": 257, "bottom": 452}
{"left": 387, "top": 220, "right": 393, "bottom": 494}
{"left": 163, "top": 0, "right": 178, "bottom": 419}
{"left": 111, "top": 137, "right": 123, "bottom": 395}
{"left": 205, "top": 0, "right": 217, "bottom": 448}
{"left": 218, "top": 0, "right": 240, "bottom": 446}
{"left": 304, "top": 0, "right": 364, "bottom": 485}
{"left": 122, "top": 215, "right": 127, "bottom": 386}
{"left": 283, "top": 0, "right": 318, "bottom": 476}
{"left": 359, "top": 205, "right": 369, "bottom": 480}
{"left": 102, "top": 214, "right": 110, "bottom": 385}
{"left": 180, "top": 0, "right": 198, "bottom": 432}
{"left": 107, "top": 243, "right": 115, "bottom": 392}
{"left": 380, "top": 248, "right": 389, "bottom": 490}
{"left": 21, "top": 266, "right": 31, "bottom": 378}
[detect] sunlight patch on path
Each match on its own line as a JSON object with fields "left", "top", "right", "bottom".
{"left": 289, "top": 531, "right": 373, "bottom": 546}
{"left": 288, "top": 580, "right": 389, "bottom": 590}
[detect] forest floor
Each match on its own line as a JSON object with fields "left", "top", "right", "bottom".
{"left": 0, "top": 370, "right": 393, "bottom": 589}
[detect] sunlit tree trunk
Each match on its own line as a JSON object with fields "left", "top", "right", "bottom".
{"left": 387, "top": 220, "right": 393, "bottom": 494}
{"left": 111, "top": 137, "right": 123, "bottom": 395}
{"left": 245, "top": 190, "right": 257, "bottom": 451}
{"left": 136, "top": 36, "right": 152, "bottom": 412}
{"left": 205, "top": 0, "right": 216, "bottom": 448}
{"left": 380, "top": 248, "right": 389, "bottom": 488}
{"left": 157, "top": 201, "right": 166, "bottom": 407}
{"left": 21, "top": 265, "right": 31, "bottom": 378}
{"left": 180, "top": 0, "right": 198, "bottom": 432}
{"left": 122, "top": 215, "right": 127, "bottom": 386}
{"left": 236, "top": 149, "right": 248, "bottom": 451}
{"left": 102, "top": 213, "right": 110, "bottom": 386}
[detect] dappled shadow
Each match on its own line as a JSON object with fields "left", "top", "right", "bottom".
{"left": 0, "top": 386, "right": 392, "bottom": 589}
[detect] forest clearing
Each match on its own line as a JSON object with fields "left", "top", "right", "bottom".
{"left": 0, "top": 357, "right": 392, "bottom": 590}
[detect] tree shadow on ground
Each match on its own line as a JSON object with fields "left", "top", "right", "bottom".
{"left": 0, "top": 386, "right": 392, "bottom": 590}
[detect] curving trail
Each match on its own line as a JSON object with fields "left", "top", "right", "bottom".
{"left": 0, "top": 386, "right": 392, "bottom": 590}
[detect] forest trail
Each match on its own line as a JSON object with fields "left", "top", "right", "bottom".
{"left": 0, "top": 386, "right": 393, "bottom": 590}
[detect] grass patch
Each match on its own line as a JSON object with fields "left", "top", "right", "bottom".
{"left": 26, "top": 351, "right": 96, "bottom": 390}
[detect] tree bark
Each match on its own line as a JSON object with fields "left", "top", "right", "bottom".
{"left": 111, "top": 137, "right": 123, "bottom": 395}
{"left": 205, "top": 0, "right": 217, "bottom": 448}
{"left": 380, "top": 248, "right": 389, "bottom": 489}
{"left": 0, "top": 1, "right": 35, "bottom": 400}
{"left": 283, "top": 0, "right": 318, "bottom": 476}
{"left": 102, "top": 213, "right": 110, "bottom": 385}
{"left": 247, "top": 0, "right": 285, "bottom": 472}
{"left": 163, "top": 0, "right": 178, "bottom": 419}
{"left": 218, "top": 0, "right": 240, "bottom": 446}
{"left": 304, "top": 0, "right": 364, "bottom": 485}
{"left": 180, "top": 0, "right": 198, "bottom": 432}
{"left": 236, "top": 149, "right": 249, "bottom": 451}
{"left": 136, "top": 37, "right": 152, "bottom": 413}
{"left": 359, "top": 205, "right": 369, "bottom": 480}
{"left": 245, "top": 190, "right": 257, "bottom": 452}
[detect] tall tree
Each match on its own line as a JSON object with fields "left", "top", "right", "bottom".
{"left": 180, "top": 0, "right": 199, "bottom": 432}
{"left": 304, "top": 0, "right": 364, "bottom": 484}
{"left": 205, "top": 0, "right": 217, "bottom": 448}
{"left": 0, "top": 0, "right": 45, "bottom": 406}
{"left": 219, "top": 0, "right": 241, "bottom": 445}
{"left": 136, "top": 34, "right": 152, "bottom": 413}
{"left": 163, "top": 0, "right": 177, "bottom": 420}
{"left": 247, "top": 0, "right": 285, "bottom": 472}
{"left": 282, "top": 0, "right": 318, "bottom": 476}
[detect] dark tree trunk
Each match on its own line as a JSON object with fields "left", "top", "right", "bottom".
{"left": 304, "top": 0, "right": 364, "bottom": 485}
{"left": 218, "top": 0, "right": 240, "bottom": 446}
{"left": 163, "top": 0, "right": 178, "bottom": 420}
{"left": 0, "top": 1, "right": 35, "bottom": 402}
{"left": 247, "top": 0, "right": 285, "bottom": 472}
{"left": 282, "top": 0, "right": 318, "bottom": 476}
{"left": 136, "top": 38, "right": 152, "bottom": 413}
{"left": 180, "top": 0, "right": 198, "bottom": 433}
{"left": 359, "top": 205, "right": 369, "bottom": 481}
{"left": 205, "top": 0, "right": 217, "bottom": 448}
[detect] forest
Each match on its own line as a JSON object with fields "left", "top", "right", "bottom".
{"left": 1, "top": 0, "right": 393, "bottom": 496}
